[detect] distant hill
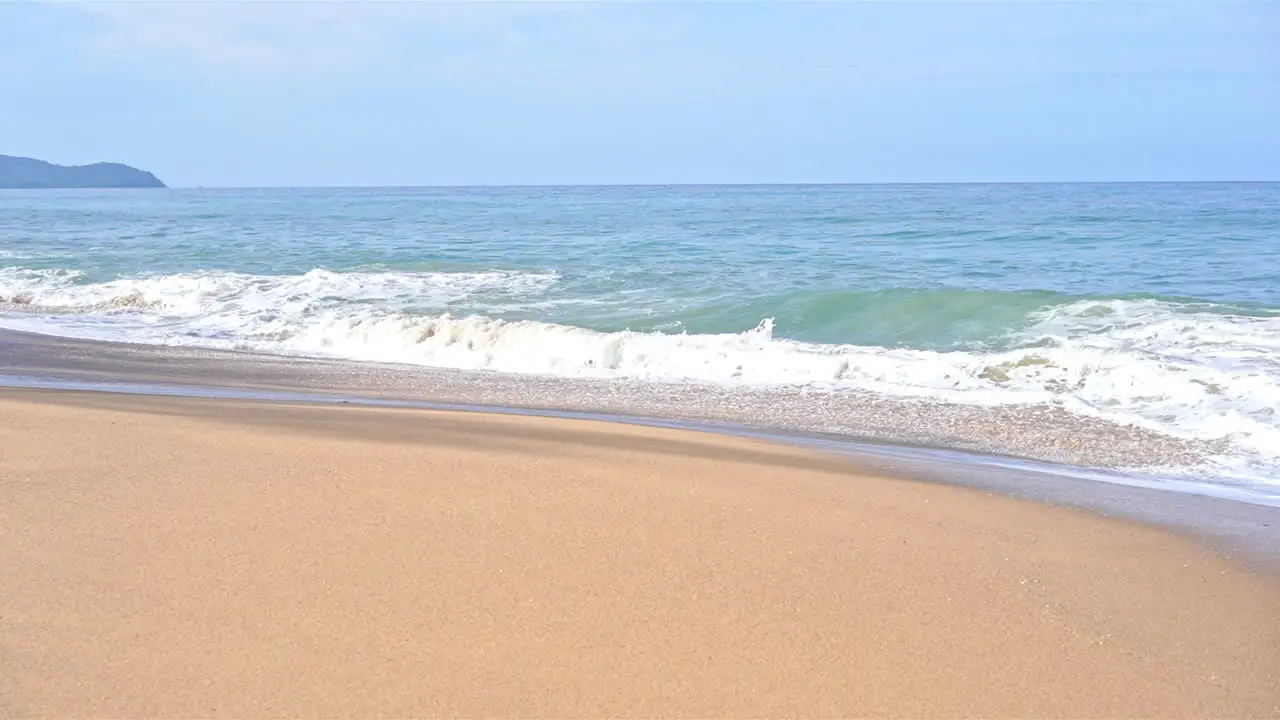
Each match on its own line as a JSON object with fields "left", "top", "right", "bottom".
{"left": 0, "top": 154, "right": 166, "bottom": 189}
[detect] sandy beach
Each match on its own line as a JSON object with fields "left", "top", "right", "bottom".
{"left": 1, "top": 389, "right": 1277, "bottom": 718}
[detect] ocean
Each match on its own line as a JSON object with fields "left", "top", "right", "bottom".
{"left": 2, "top": 183, "right": 1278, "bottom": 497}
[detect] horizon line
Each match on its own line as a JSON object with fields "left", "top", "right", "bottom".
{"left": 163, "top": 179, "right": 1280, "bottom": 190}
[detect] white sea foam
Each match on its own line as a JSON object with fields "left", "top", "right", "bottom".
{"left": 0, "top": 266, "right": 558, "bottom": 315}
{"left": 3, "top": 267, "right": 1278, "bottom": 484}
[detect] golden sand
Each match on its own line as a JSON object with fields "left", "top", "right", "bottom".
{"left": 1, "top": 390, "right": 1277, "bottom": 717}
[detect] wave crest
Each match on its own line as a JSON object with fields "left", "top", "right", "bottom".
{"left": 0, "top": 266, "right": 560, "bottom": 316}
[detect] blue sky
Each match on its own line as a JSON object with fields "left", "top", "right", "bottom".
{"left": 2, "top": 1, "right": 1276, "bottom": 187}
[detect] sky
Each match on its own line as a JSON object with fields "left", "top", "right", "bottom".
{"left": 2, "top": 0, "right": 1277, "bottom": 187}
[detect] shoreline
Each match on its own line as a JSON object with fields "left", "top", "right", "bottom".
{"left": 3, "top": 388, "right": 1278, "bottom": 716}
{"left": 3, "top": 327, "right": 1279, "bottom": 572}
{"left": 0, "top": 326, "right": 1225, "bottom": 473}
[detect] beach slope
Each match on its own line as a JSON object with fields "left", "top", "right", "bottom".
{"left": 1, "top": 390, "right": 1276, "bottom": 717}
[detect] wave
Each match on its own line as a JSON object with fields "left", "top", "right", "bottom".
{"left": 3, "top": 266, "right": 1279, "bottom": 481}
{"left": 0, "top": 266, "right": 560, "bottom": 315}
{"left": 658, "top": 287, "right": 1073, "bottom": 348}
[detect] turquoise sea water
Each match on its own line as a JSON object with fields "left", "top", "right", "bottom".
{"left": 2, "top": 183, "right": 1279, "bottom": 486}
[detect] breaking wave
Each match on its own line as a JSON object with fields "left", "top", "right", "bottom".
{"left": 3, "top": 266, "right": 1278, "bottom": 483}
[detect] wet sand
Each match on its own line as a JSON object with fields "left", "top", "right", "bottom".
{"left": 2, "top": 389, "right": 1278, "bottom": 717}
{"left": 0, "top": 326, "right": 1216, "bottom": 471}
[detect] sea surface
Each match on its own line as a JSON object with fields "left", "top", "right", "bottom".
{"left": 2, "top": 183, "right": 1278, "bottom": 495}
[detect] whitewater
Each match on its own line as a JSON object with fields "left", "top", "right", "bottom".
{"left": 2, "top": 183, "right": 1278, "bottom": 492}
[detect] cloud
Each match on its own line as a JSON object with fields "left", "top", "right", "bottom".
{"left": 73, "top": 1, "right": 558, "bottom": 77}
{"left": 64, "top": 0, "right": 734, "bottom": 101}
{"left": 62, "top": 1, "right": 1268, "bottom": 104}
